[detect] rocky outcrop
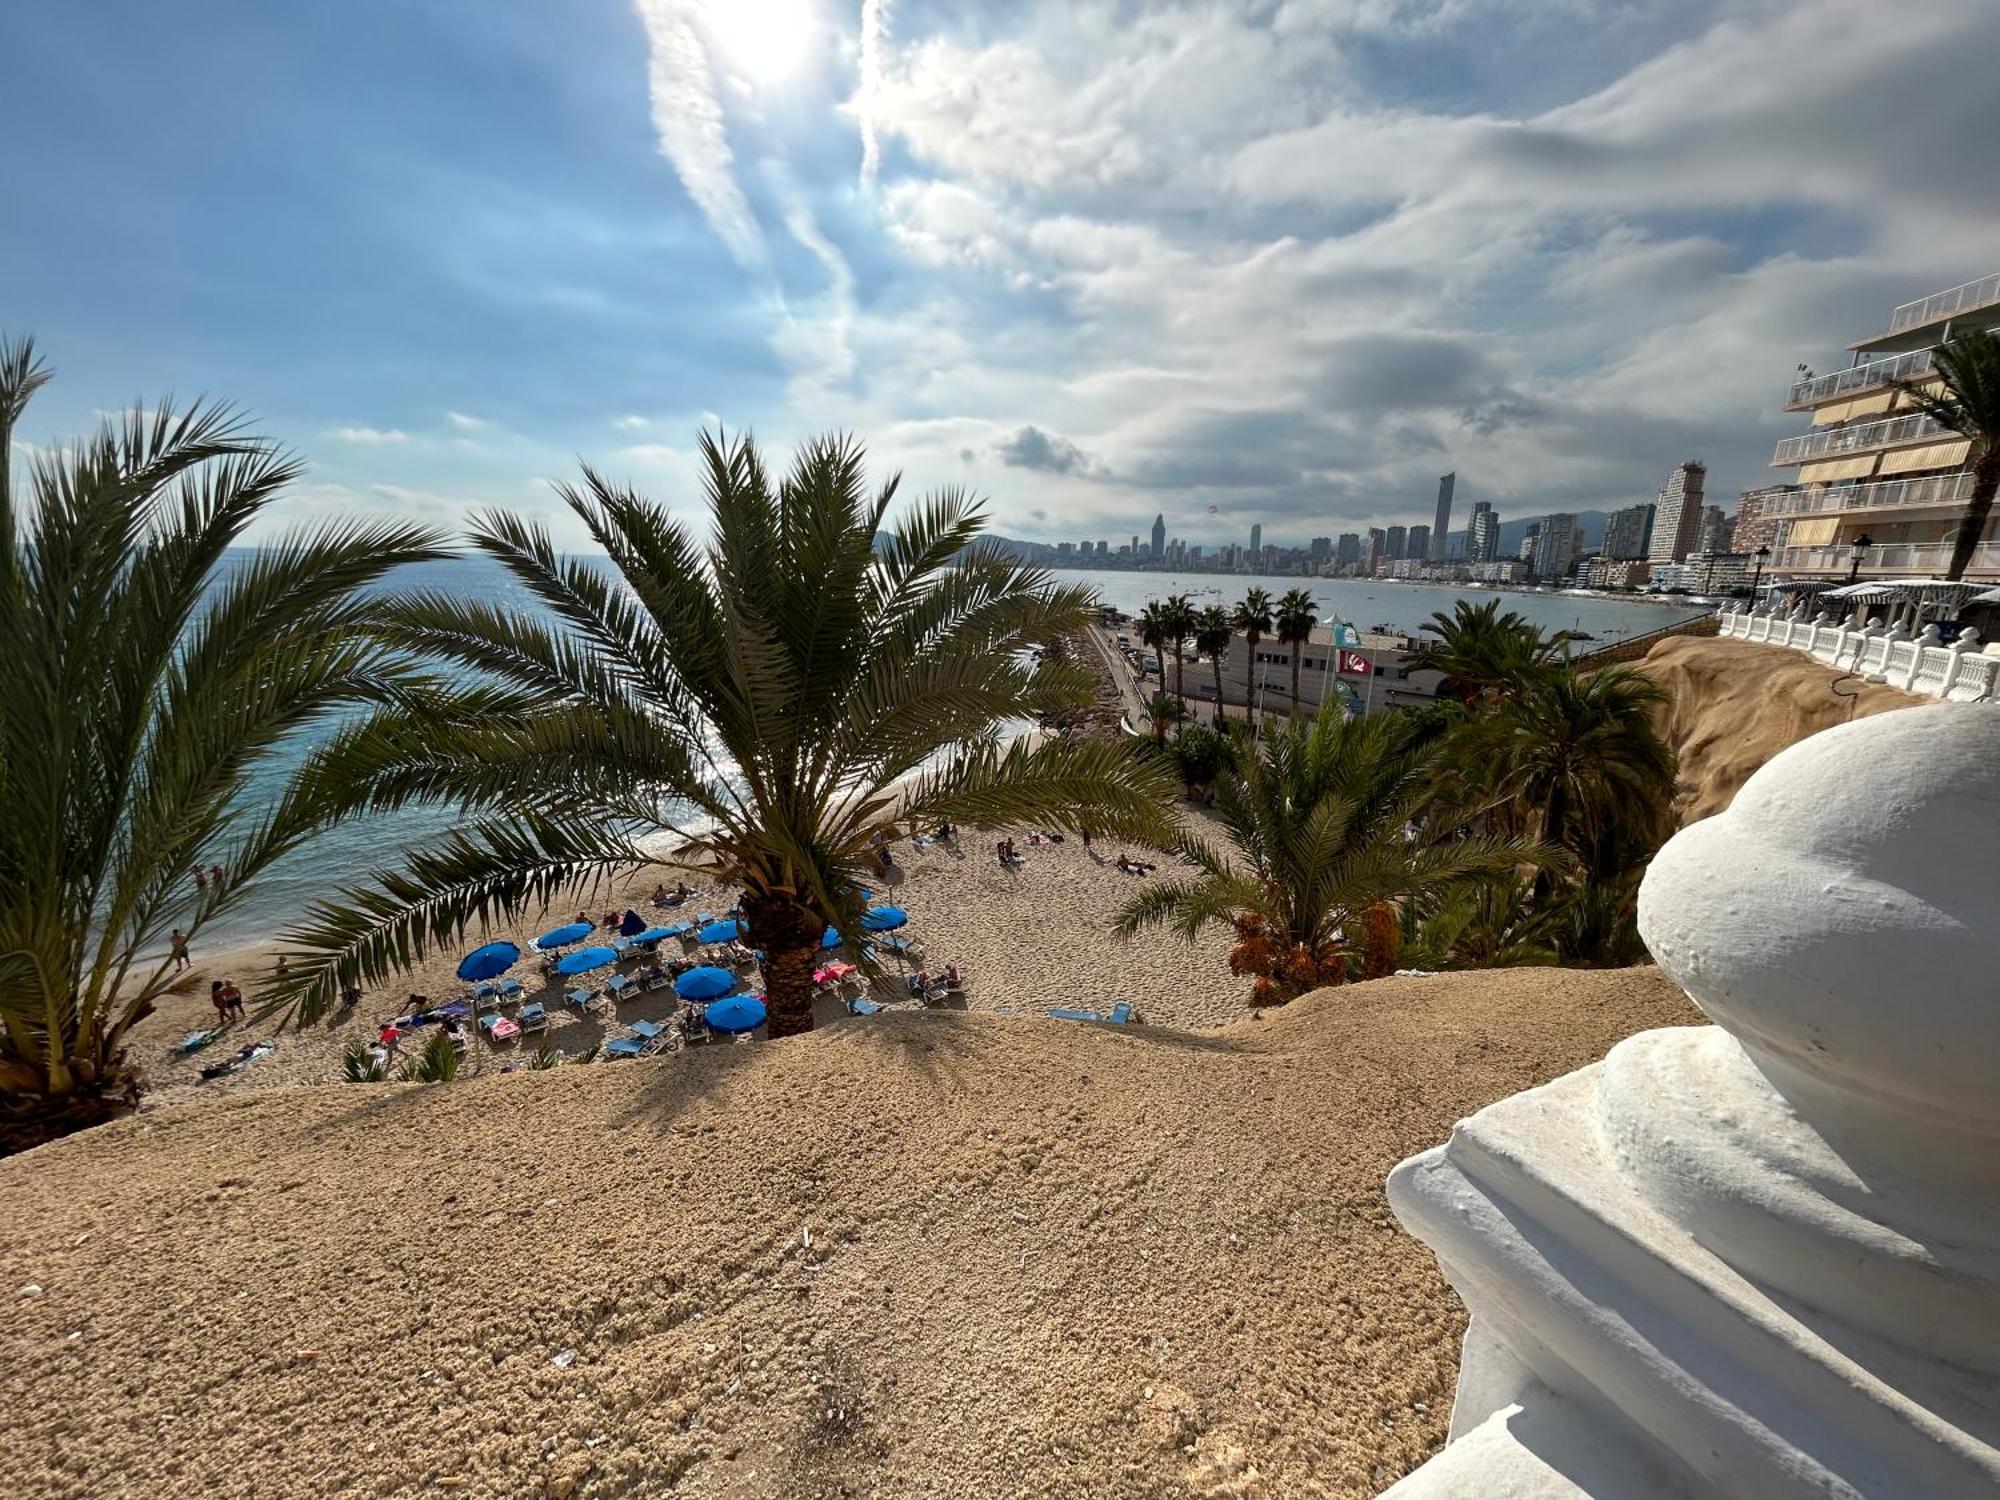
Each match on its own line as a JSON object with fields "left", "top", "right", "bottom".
{"left": 1633, "top": 634, "right": 1917, "bottom": 823}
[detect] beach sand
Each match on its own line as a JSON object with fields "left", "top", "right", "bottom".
{"left": 1, "top": 965, "right": 1701, "bottom": 1499}
{"left": 130, "top": 828, "right": 1248, "bottom": 1108}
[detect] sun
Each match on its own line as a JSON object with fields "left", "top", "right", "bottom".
{"left": 699, "top": 0, "right": 817, "bottom": 87}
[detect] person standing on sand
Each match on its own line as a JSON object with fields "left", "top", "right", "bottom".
{"left": 1080, "top": 828, "right": 1092, "bottom": 853}
{"left": 210, "top": 981, "right": 230, "bottom": 1026}
{"left": 169, "top": 928, "right": 190, "bottom": 971}
{"left": 222, "top": 981, "right": 246, "bottom": 1022}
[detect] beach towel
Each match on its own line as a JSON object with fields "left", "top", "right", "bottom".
{"left": 199, "top": 1040, "right": 276, "bottom": 1081}
{"left": 174, "top": 1027, "right": 224, "bottom": 1056}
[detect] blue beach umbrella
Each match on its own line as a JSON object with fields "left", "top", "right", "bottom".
{"left": 534, "top": 921, "right": 593, "bottom": 950}
{"left": 554, "top": 945, "right": 619, "bottom": 976}
{"left": 697, "top": 919, "right": 743, "bottom": 944}
{"left": 820, "top": 926, "right": 842, "bottom": 949}
{"left": 631, "top": 927, "right": 679, "bottom": 946}
{"left": 860, "top": 904, "right": 908, "bottom": 932}
{"left": 455, "top": 941, "right": 520, "bottom": 983}
{"left": 674, "top": 965, "right": 738, "bottom": 1001}
{"left": 705, "top": 995, "right": 767, "bottom": 1034}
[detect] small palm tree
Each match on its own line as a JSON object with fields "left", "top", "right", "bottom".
{"left": 1274, "top": 587, "right": 1318, "bottom": 718}
{"left": 1137, "top": 601, "right": 1173, "bottom": 690}
{"left": 1231, "top": 588, "right": 1274, "bottom": 731}
{"left": 401, "top": 1028, "right": 461, "bottom": 1083}
{"left": 1408, "top": 599, "right": 1566, "bottom": 703}
{"left": 1194, "top": 605, "right": 1234, "bottom": 724}
{"left": 1145, "top": 692, "right": 1183, "bottom": 747}
{"left": 1114, "top": 707, "right": 1545, "bottom": 1005}
{"left": 278, "top": 433, "right": 1177, "bottom": 1038}
{"left": 0, "top": 336, "right": 447, "bottom": 1151}
{"left": 1448, "top": 665, "right": 1673, "bottom": 877}
{"left": 1895, "top": 327, "right": 2000, "bottom": 581}
{"left": 342, "top": 1042, "right": 390, "bottom": 1084}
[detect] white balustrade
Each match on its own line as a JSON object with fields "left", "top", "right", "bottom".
{"left": 1711, "top": 605, "right": 1999, "bottom": 702}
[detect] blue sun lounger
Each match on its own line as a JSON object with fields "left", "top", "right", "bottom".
{"left": 518, "top": 1002, "right": 549, "bottom": 1032}
{"left": 1049, "top": 1006, "right": 1103, "bottom": 1022}
{"left": 603, "top": 1035, "right": 646, "bottom": 1059}
{"left": 1106, "top": 1002, "right": 1135, "bottom": 1024}
{"left": 496, "top": 976, "right": 525, "bottom": 1002}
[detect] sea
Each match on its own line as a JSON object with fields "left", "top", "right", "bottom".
{"left": 194, "top": 557, "right": 1700, "bottom": 950}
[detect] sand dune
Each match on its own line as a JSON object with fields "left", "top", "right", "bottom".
{"left": 2, "top": 966, "right": 1697, "bottom": 1499}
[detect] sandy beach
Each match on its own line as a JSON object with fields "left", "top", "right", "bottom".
{"left": 132, "top": 826, "right": 1249, "bottom": 1108}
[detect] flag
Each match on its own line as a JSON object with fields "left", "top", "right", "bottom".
{"left": 1337, "top": 649, "right": 1371, "bottom": 676}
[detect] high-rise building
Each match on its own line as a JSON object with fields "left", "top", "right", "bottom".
{"left": 1131, "top": 535, "right": 1140, "bottom": 556}
{"left": 1519, "top": 521, "right": 1541, "bottom": 562}
{"left": 1366, "top": 528, "right": 1387, "bottom": 575}
{"left": 1768, "top": 270, "right": 2000, "bottom": 581}
{"left": 1432, "top": 473, "right": 1455, "bottom": 560}
{"left": 1151, "top": 513, "right": 1167, "bottom": 561}
{"left": 1336, "top": 532, "right": 1361, "bottom": 567}
{"left": 1697, "top": 504, "right": 1732, "bottom": 557}
{"left": 1530, "top": 514, "right": 1579, "bottom": 579}
{"left": 1604, "top": 503, "right": 1655, "bottom": 561}
{"left": 1249, "top": 523, "right": 1262, "bottom": 557}
{"left": 1648, "top": 461, "right": 1707, "bottom": 564}
{"left": 1095, "top": 539, "right": 1108, "bottom": 558}
{"left": 1467, "top": 501, "right": 1499, "bottom": 563}
{"left": 1385, "top": 524, "right": 1408, "bottom": 560}
{"left": 1308, "top": 536, "right": 1331, "bottom": 566}
{"left": 1406, "top": 524, "right": 1431, "bottom": 561}
{"left": 1730, "top": 485, "right": 1792, "bottom": 555}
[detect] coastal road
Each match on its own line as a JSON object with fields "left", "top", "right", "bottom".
{"left": 1084, "top": 626, "right": 1152, "bottom": 730}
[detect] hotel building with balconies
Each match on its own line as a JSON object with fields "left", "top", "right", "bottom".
{"left": 1767, "top": 271, "right": 2000, "bottom": 581}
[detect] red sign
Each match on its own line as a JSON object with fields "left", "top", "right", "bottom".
{"left": 1337, "top": 649, "right": 1371, "bottom": 676}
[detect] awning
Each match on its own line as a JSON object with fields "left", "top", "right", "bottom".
{"left": 1823, "top": 583, "right": 1897, "bottom": 600}
{"left": 1876, "top": 440, "right": 1971, "bottom": 475}
{"left": 1797, "top": 456, "right": 1878, "bottom": 483}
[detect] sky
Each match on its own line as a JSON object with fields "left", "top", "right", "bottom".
{"left": 4, "top": 0, "right": 1997, "bottom": 550}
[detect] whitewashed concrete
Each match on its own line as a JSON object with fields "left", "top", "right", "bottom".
{"left": 1379, "top": 702, "right": 2000, "bottom": 1498}
{"left": 1718, "top": 603, "right": 2000, "bottom": 702}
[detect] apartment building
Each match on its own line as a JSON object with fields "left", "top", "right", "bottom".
{"left": 1730, "top": 485, "right": 1793, "bottom": 555}
{"left": 1648, "top": 462, "right": 1707, "bottom": 564}
{"left": 1529, "top": 513, "right": 1579, "bottom": 579}
{"left": 1466, "top": 501, "right": 1500, "bottom": 562}
{"left": 1603, "top": 502, "right": 1654, "bottom": 561}
{"left": 1768, "top": 271, "right": 2000, "bottom": 582}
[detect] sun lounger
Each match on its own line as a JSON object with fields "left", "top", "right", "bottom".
{"left": 847, "top": 997, "right": 882, "bottom": 1016}
{"left": 1049, "top": 1006, "right": 1103, "bottom": 1022}
{"left": 496, "top": 976, "right": 524, "bottom": 1002}
{"left": 518, "top": 1002, "right": 549, "bottom": 1032}
{"left": 603, "top": 1036, "right": 646, "bottom": 1059}
{"left": 604, "top": 974, "right": 637, "bottom": 1001}
{"left": 1106, "top": 1002, "right": 1135, "bottom": 1024}
{"left": 564, "top": 987, "right": 599, "bottom": 1013}
{"left": 642, "top": 970, "right": 671, "bottom": 991}
{"left": 479, "top": 1012, "right": 522, "bottom": 1041}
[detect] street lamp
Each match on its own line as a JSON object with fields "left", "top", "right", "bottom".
{"left": 1748, "top": 544, "right": 1770, "bottom": 607}
{"left": 1847, "top": 532, "right": 1873, "bottom": 584}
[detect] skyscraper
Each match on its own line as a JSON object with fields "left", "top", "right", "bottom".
{"left": 1697, "top": 504, "right": 1732, "bottom": 556}
{"left": 1385, "top": 524, "right": 1408, "bottom": 560}
{"left": 1648, "top": 462, "right": 1707, "bottom": 564}
{"left": 1467, "top": 501, "right": 1499, "bottom": 563}
{"left": 1366, "top": 528, "right": 1386, "bottom": 574}
{"left": 1431, "top": 473, "right": 1456, "bottom": 560}
{"left": 1406, "top": 524, "right": 1431, "bottom": 561}
{"left": 1336, "top": 532, "right": 1361, "bottom": 567}
{"left": 1730, "top": 485, "right": 1792, "bottom": 555}
{"left": 1151, "top": 513, "right": 1167, "bottom": 561}
{"left": 1530, "top": 514, "right": 1579, "bottom": 579}
{"left": 1249, "top": 523, "right": 1261, "bottom": 557}
{"left": 1604, "top": 503, "right": 1655, "bottom": 561}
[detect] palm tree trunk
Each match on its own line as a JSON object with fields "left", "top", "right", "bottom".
{"left": 1945, "top": 449, "right": 1999, "bottom": 581}
{"left": 742, "top": 894, "right": 823, "bottom": 1038}
{"left": 1172, "top": 645, "right": 1185, "bottom": 700}
{"left": 1288, "top": 651, "right": 1302, "bottom": 718}
{"left": 1244, "top": 633, "right": 1258, "bottom": 731}
{"left": 1211, "top": 655, "right": 1225, "bottom": 725}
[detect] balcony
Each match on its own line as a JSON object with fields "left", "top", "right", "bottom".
{"left": 1772, "top": 412, "right": 1950, "bottom": 467}
{"left": 1887, "top": 272, "right": 2000, "bottom": 336}
{"left": 1759, "top": 471, "right": 1976, "bottom": 519}
{"left": 1771, "top": 540, "right": 2000, "bottom": 579}
{"left": 1786, "top": 347, "right": 1935, "bottom": 410}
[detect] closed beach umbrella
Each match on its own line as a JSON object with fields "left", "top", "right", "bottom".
{"left": 631, "top": 927, "right": 679, "bottom": 946}
{"left": 674, "top": 965, "right": 737, "bottom": 1001}
{"left": 705, "top": 995, "right": 766, "bottom": 1034}
{"left": 456, "top": 940, "right": 520, "bottom": 982}
{"left": 619, "top": 908, "right": 647, "bottom": 936}
{"left": 860, "top": 904, "right": 908, "bottom": 932}
{"left": 697, "top": 918, "right": 743, "bottom": 944}
{"left": 554, "top": 945, "right": 618, "bottom": 976}
{"left": 534, "top": 921, "right": 593, "bottom": 950}
{"left": 820, "top": 926, "right": 842, "bottom": 949}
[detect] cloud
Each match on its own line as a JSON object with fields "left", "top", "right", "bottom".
{"left": 325, "top": 426, "right": 409, "bottom": 446}
{"left": 857, "top": 0, "right": 893, "bottom": 184}
{"left": 445, "top": 410, "right": 490, "bottom": 431}
{"left": 630, "top": 0, "right": 768, "bottom": 270}
{"left": 993, "top": 425, "right": 1093, "bottom": 475}
{"left": 613, "top": 414, "right": 654, "bottom": 431}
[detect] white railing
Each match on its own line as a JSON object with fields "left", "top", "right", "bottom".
{"left": 1787, "top": 346, "right": 1938, "bottom": 408}
{"left": 1762, "top": 471, "right": 1975, "bottom": 519}
{"left": 1888, "top": 271, "right": 2000, "bottom": 335}
{"left": 1771, "top": 540, "right": 2000, "bottom": 576}
{"left": 1718, "top": 605, "right": 2000, "bottom": 702}
{"left": 1772, "top": 412, "right": 1951, "bottom": 466}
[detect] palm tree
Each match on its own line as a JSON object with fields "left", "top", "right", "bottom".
{"left": 1231, "top": 588, "right": 1273, "bottom": 730}
{"left": 1407, "top": 599, "right": 1566, "bottom": 703}
{"left": 1448, "top": 665, "right": 1673, "bottom": 878}
{"left": 1114, "top": 706, "right": 1544, "bottom": 1005}
{"left": 1137, "top": 601, "right": 1173, "bottom": 692}
{"left": 1145, "top": 692, "right": 1183, "bottom": 747}
{"left": 0, "top": 336, "right": 448, "bottom": 1151}
{"left": 1274, "top": 587, "right": 1318, "bottom": 718}
{"left": 278, "top": 433, "right": 1178, "bottom": 1038}
{"left": 1895, "top": 326, "right": 2000, "bottom": 581}
{"left": 1163, "top": 592, "right": 1197, "bottom": 702}
{"left": 1194, "top": 605, "right": 1234, "bottom": 724}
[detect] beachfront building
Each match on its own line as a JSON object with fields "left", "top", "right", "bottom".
{"left": 1767, "top": 270, "right": 2000, "bottom": 582}
{"left": 1178, "top": 625, "right": 1444, "bottom": 719}
{"left": 1150, "top": 513, "right": 1166, "bottom": 561}
{"left": 1730, "top": 484, "right": 1792, "bottom": 554}
{"left": 1406, "top": 523, "right": 1430, "bottom": 561}
{"left": 1603, "top": 502, "right": 1654, "bottom": 560}
{"left": 1650, "top": 551, "right": 1754, "bottom": 595}
{"left": 1466, "top": 501, "right": 1499, "bottom": 563}
{"left": 1529, "top": 513, "right": 1579, "bottom": 580}
{"left": 1648, "top": 462, "right": 1707, "bottom": 564}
